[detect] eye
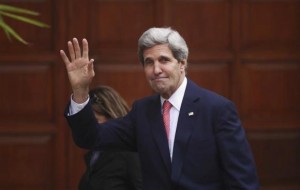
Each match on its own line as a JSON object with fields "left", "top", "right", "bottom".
{"left": 159, "top": 56, "right": 170, "bottom": 63}
{"left": 144, "top": 59, "right": 153, "bottom": 66}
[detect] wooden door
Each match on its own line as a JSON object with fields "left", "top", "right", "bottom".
{"left": 0, "top": 0, "right": 299, "bottom": 189}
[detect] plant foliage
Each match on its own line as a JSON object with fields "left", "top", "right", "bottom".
{"left": 0, "top": 4, "right": 50, "bottom": 44}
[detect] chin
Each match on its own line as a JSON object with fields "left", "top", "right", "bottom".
{"left": 156, "top": 88, "right": 169, "bottom": 96}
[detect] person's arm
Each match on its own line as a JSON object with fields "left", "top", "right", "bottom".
{"left": 68, "top": 95, "right": 89, "bottom": 115}
{"left": 60, "top": 39, "right": 137, "bottom": 151}
{"left": 215, "top": 100, "right": 260, "bottom": 189}
{"left": 60, "top": 38, "right": 98, "bottom": 148}
{"left": 60, "top": 38, "right": 94, "bottom": 104}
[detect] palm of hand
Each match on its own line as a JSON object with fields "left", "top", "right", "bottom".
{"left": 60, "top": 38, "right": 95, "bottom": 91}
{"left": 67, "top": 57, "right": 94, "bottom": 90}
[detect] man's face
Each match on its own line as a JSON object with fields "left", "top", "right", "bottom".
{"left": 143, "top": 44, "right": 186, "bottom": 99}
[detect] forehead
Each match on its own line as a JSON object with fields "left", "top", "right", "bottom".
{"left": 143, "top": 44, "right": 173, "bottom": 59}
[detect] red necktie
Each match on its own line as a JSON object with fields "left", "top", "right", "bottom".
{"left": 163, "top": 100, "right": 172, "bottom": 139}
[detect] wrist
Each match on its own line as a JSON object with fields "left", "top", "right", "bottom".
{"left": 72, "top": 88, "right": 89, "bottom": 103}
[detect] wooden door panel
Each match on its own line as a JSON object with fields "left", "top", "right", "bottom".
{"left": 0, "top": 63, "right": 54, "bottom": 123}
{"left": 249, "top": 131, "right": 300, "bottom": 189}
{"left": 241, "top": 0, "right": 300, "bottom": 50}
{"left": 90, "top": 0, "right": 155, "bottom": 50}
{"left": 0, "top": 0, "right": 68, "bottom": 190}
{"left": 173, "top": 0, "right": 232, "bottom": 50}
{"left": 0, "top": 135, "right": 54, "bottom": 190}
{"left": 188, "top": 62, "right": 231, "bottom": 98}
{"left": 240, "top": 61, "right": 300, "bottom": 122}
{"left": 0, "top": 0, "right": 299, "bottom": 189}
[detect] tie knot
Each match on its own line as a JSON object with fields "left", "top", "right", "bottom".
{"left": 163, "top": 100, "right": 172, "bottom": 111}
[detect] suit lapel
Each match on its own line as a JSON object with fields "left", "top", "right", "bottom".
{"left": 171, "top": 80, "right": 200, "bottom": 183}
{"left": 147, "top": 96, "right": 172, "bottom": 174}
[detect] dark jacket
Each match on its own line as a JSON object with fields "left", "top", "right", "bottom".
{"left": 67, "top": 79, "right": 260, "bottom": 190}
{"left": 79, "top": 150, "right": 143, "bottom": 190}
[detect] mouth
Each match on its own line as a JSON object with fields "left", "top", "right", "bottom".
{"left": 151, "top": 77, "right": 168, "bottom": 81}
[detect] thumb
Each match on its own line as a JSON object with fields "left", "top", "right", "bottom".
{"left": 88, "top": 59, "right": 95, "bottom": 76}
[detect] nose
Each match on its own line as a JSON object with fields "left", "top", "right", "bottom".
{"left": 153, "top": 62, "right": 162, "bottom": 75}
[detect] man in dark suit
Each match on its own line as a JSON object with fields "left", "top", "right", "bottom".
{"left": 60, "top": 27, "right": 260, "bottom": 190}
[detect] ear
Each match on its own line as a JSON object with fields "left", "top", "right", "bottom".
{"left": 179, "top": 59, "right": 187, "bottom": 71}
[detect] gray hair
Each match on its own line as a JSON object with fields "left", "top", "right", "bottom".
{"left": 137, "top": 27, "right": 189, "bottom": 65}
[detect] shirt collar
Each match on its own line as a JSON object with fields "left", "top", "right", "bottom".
{"left": 161, "top": 77, "right": 187, "bottom": 111}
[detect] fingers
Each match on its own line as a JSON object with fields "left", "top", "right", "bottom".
{"left": 66, "top": 38, "right": 82, "bottom": 61}
{"left": 90, "top": 59, "right": 94, "bottom": 64}
{"left": 82, "top": 38, "right": 89, "bottom": 59}
{"left": 59, "top": 50, "right": 70, "bottom": 66}
{"left": 88, "top": 59, "right": 95, "bottom": 77}
{"left": 73, "top": 38, "right": 82, "bottom": 59}
{"left": 60, "top": 37, "right": 91, "bottom": 65}
{"left": 67, "top": 40, "right": 75, "bottom": 61}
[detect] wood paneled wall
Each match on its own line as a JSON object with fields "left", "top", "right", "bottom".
{"left": 0, "top": 0, "right": 299, "bottom": 189}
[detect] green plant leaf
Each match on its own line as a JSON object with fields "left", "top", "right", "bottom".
{"left": 0, "top": 4, "right": 50, "bottom": 45}
{"left": 0, "top": 17, "right": 28, "bottom": 44}
{"left": 0, "top": 10, "right": 50, "bottom": 28}
{"left": 0, "top": 4, "right": 39, "bottom": 16}
{"left": 0, "top": 15, "right": 11, "bottom": 40}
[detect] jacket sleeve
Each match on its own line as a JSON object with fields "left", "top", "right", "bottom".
{"left": 65, "top": 101, "right": 100, "bottom": 149}
{"left": 64, "top": 101, "right": 137, "bottom": 151}
{"left": 214, "top": 100, "right": 260, "bottom": 190}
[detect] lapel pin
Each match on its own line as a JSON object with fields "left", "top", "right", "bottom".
{"left": 188, "top": 112, "right": 194, "bottom": 116}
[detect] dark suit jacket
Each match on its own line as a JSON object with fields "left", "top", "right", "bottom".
{"left": 66, "top": 79, "right": 260, "bottom": 190}
{"left": 78, "top": 150, "right": 143, "bottom": 190}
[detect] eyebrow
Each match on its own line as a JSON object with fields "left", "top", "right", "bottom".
{"left": 144, "top": 55, "right": 171, "bottom": 61}
{"left": 159, "top": 55, "right": 171, "bottom": 60}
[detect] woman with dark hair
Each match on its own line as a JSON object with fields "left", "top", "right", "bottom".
{"left": 78, "top": 85, "right": 142, "bottom": 190}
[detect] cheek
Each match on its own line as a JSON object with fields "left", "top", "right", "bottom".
{"left": 168, "top": 66, "right": 180, "bottom": 76}
{"left": 144, "top": 68, "right": 152, "bottom": 78}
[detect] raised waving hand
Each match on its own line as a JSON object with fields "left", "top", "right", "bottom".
{"left": 60, "top": 38, "right": 95, "bottom": 103}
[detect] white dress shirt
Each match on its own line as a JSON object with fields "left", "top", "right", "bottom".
{"left": 69, "top": 95, "right": 89, "bottom": 115}
{"left": 160, "top": 77, "right": 187, "bottom": 160}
